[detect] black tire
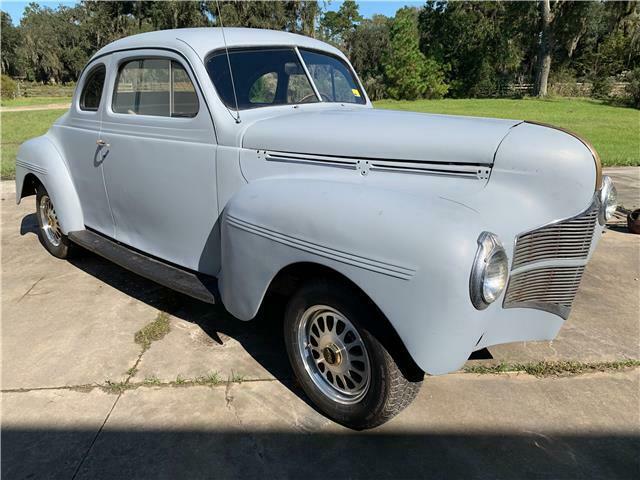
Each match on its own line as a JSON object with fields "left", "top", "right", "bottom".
{"left": 35, "top": 184, "right": 72, "bottom": 259}
{"left": 284, "top": 278, "right": 423, "bottom": 429}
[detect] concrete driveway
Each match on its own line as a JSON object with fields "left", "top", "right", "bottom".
{"left": 2, "top": 170, "right": 639, "bottom": 479}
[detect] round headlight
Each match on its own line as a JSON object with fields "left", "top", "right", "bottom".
{"left": 599, "top": 176, "right": 617, "bottom": 224}
{"left": 482, "top": 248, "right": 509, "bottom": 304}
{"left": 470, "top": 232, "right": 509, "bottom": 310}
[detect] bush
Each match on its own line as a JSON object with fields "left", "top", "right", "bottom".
{"left": 591, "top": 76, "right": 614, "bottom": 99}
{"left": 1, "top": 75, "right": 17, "bottom": 100}
{"left": 625, "top": 68, "right": 640, "bottom": 109}
{"left": 549, "top": 67, "right": 581, "bottom": 97}
{"left": 362, "top": 75, "right": 386, "bottom": 101}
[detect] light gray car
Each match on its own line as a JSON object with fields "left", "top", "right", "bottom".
{"left": 15, "top": 28, "right": 617, "bottom": 429}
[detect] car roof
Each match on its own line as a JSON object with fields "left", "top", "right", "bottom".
{"left": 91, "top": 27, "right": 345, "bottom": 61}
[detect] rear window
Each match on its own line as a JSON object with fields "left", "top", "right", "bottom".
{"left": 206, "top": 48, "right": 318, "bottom": 110}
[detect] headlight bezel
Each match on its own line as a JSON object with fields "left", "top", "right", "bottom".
{"left": 598, "top": 175, "right": 617, "bottom": 225}
{"left": 470, "top": 232, "right": 509, "bottom": 310}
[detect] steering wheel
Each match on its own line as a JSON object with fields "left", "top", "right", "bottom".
{"left": 298, "top": 92, "right": 332, "bottom": 103}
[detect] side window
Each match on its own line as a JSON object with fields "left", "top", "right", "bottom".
{"left": 249, "top": 72, "right": 278, "bottom": 104}
{"left": 171, "top": 62, "right": 199, "bottom": 117}
{"left": 80, "top": 65, "right": 106, "bottom": 111}
{"left": 113, "top": 58, "right": 198, "bottom": 117}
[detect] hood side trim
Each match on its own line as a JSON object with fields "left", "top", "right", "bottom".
{"left": 264, "top": 148, "right": 492, "bottom": 167}
{"left": 263, "top": 150, "right": 492, "bottom": 180}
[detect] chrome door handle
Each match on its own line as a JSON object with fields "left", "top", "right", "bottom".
{"left": 96, "top": 139, "right": 110, "bottom": 147}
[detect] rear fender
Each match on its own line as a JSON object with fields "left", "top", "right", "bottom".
{"left": 16, "top": 136, "right": 84, "bottom": 233}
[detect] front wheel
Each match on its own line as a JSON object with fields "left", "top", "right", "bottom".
{"left": 35, "top": 184, "right": 72, "bottom": 259}
{"left": 284, "top": 279, "right": 423, "bottom": 429}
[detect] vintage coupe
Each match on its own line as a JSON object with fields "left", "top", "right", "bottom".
{"left": 16, "top": 28, "right": 616, "bottom": 429}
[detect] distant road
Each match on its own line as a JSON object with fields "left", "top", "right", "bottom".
{"left": 0, "top": 103, "right": 70, "bottom": 113}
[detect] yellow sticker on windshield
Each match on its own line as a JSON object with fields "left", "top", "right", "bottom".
{"left": 352, "top": 89, "right": 361, "bottom": 97}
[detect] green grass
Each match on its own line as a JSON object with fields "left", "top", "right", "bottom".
{"left": 1, "top": 96, "right": 72, "bottom": 107}
{"left": 375, "top": 97, "right": 640, "bottom": 166}
{"left": 0, "top": 109, "right": 67, "bottom": 179}
{"left": 14, "top": 81, "right": 76, "bottom": 99}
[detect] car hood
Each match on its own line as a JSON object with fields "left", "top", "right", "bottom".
{"left": 241, "top": 107, "right": 522, "bottom": 165}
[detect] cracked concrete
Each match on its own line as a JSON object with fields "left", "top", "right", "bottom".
{"left": 2, "top": 174, "right": 639, "bottom": 479}
{"left": 3, "top": 373, "right": 638, "bottom": 479}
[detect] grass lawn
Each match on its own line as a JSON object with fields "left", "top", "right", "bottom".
{"left": 375, "top": 97, "right": 639, "bottom": 167}
{"left": 1, "top": 96, "right": 72, "bottom": 108}
{"left": 1, "top": 109, "right": 67, "bottom": 179}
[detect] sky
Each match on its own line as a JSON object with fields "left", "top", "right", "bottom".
{"left": 1, "top": 0, "right": 424, "bottom": 25}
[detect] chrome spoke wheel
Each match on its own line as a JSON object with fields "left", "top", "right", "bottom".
{"left": 39, "top": 195, "right": 62, "bottom": 247}
{"left": 297, "top": 305, "right": 371, "bottom": 404}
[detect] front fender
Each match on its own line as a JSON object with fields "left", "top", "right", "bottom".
{"left": 219, "top": 177, "right": 487, "bottom": 375}
{"left": 16, "top": 135, "right": 84, "bottom": 233}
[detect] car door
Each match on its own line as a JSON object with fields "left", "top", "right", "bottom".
{"left": 55, "top": 57, "right": 115, "bottom": 237}
{"left": 100, "top": 50, "right": 220, "bottom": 275}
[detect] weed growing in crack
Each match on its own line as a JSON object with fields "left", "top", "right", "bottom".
{"left": 103, "top": 380, "right": 132, "bottom": 394}
{"left": 464, "top": 359, "right": 640, "bottom": 377}
{"left": 134, "top": 311, "right": 171, "bottom": 351}
{"left": 195, "top": 371, "right": 222, "bottom": 386}
{"left": 143, "top": 376, "right": 161, "bottom": 385}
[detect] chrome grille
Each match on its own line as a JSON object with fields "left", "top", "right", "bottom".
{"left": 503, "top": 266, "right": 585, "bottom": 319}
{"left": 512, "top": 207, "right": 598, "bottom": 269}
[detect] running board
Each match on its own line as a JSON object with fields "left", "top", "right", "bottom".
{"left": 68, "top": 230, "right": 218, "bottom": 304}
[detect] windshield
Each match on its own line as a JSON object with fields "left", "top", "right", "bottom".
{"left": 205, "top": 47, "right": 365, "bottom": 110}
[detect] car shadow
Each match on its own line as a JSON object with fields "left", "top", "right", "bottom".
{"left": 606, "top": 224, "right": 634, "bottom": 235}
{"left": 66, "top": 247, "right": 300, "bottom": 392}
{"left": 20, "top": 212, "right": 38, "bottom": 235}
{"left": 2, "top": 428, "right": 638, "bottom": 479}
{"left": 19, "top": 214, "right": 307, "bottom": 405}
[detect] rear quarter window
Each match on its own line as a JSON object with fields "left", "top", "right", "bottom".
{"left": 80, "top": 65, "right": 106, "bottom": 111}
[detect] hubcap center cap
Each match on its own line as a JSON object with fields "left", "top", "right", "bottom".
{"left": 322, "top": 344, "right": 341, "bottom": 366}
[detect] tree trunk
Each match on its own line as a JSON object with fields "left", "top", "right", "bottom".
{"left": 535, "top": 0, "right": 552, "bottom": 97}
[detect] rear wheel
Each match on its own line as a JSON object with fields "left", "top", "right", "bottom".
{"left": 284, "top": 279, "right": 423, "bottom": 429}
{"left": 36, "top": 184, "right": 71, "bottom": 259}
